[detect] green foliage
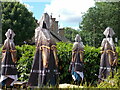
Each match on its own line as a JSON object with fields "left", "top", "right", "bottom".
{"left": 97, "top": 68, "right": 120, "bottom": 88}
{"left": 16, "top": 45, "right": 35, "bottom": 81}
{"left": 84, "top": 45, "right": 101, "bottom": 85}
{"left": 2, "top": 2, "right": 37, "bottom": 45}
{"left": 64, "top": 27, "right": 79, "bottom": 42}
{"left": 116, "top": 47, "right": 120, "bottom": 65}
{"left": 79, "top": 30, "right": 103, "bottom": 47}
{"left": 80, "top": 2, "right": 120, "bottom": 47}
{"left": 4, "top": 42, "right": 119, "bottom": 86}
{"left": 57, "top": 42, "right": 101, "bottom": 84}
{"left": 15, "top": 43, "right": 101, "bottom": 84}
{"left": 63, "top": 27, "right": 103, "bottom": 47}
{"left": 57, "top": 42, "right": 73, "bottom": 83}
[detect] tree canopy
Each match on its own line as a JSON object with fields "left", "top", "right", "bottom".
{"left": 64, "top": 2, "right": 120, "bottom": 47}
{"left": 64, "top": 27, "right": 79, "bottom": 42}
{"left": 64, "top": 27, "right": 103, "bottom": 47}
{"left": 2, "top": 2, "right": 37, "bottom": 45}
{"left": 79, "top": 2, "right": 120, "bottom": 46}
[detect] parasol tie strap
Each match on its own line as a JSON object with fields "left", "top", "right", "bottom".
{"left": 39, "top": 45, "right": 58, "bottom": 67}
{"left": 73, "top": 50, "right": 84, "bottom": 53}
{"left": 2, "top": 50, "right": 16, "bottom": 53}
{"left": 51, "top": 45, "right": 56, "bottom": 50}
{"left": 40, "top": 45, "right": 56, "bottom": 50}
{"left": 101, "top": 50, "right": 115, "bottom": 54}
{"left": 72, "top": 50, "right": 84, "bottom": 62}
{"left": 40, "top": 45, "right": 50, "bottom": 50}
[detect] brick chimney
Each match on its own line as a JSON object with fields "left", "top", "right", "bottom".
{"left": 50, "top": 16, "right": 59, "bottom": 34}
{"left": 58, "top": 28, "right": 64, "bottom": 37}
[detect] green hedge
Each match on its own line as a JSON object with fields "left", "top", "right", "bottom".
{"left": 83, "top": 46, "right": 100, "bottom": 85}
{"left": 57, "top": 42, "right": 73, "bottom": 83}
{"left": 16, "top": 45, "right": 35, "bottom": 81}
{"left": 57, "top": 42, "right": 101, "bottom": 84}
{"left": 0, "top": 42, "right": 120, "bottom": 86}
{"left": 97, "top": 68, "right": 120, "bottom": 88}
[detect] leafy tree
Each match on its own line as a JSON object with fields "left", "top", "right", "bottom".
{"left": 64, "top": 27, "right": 79, "bottom": 42}
{"left": 80, "top": 2, "right": 120, "bottom": 47}
{"left": 0, "top": 3, "right": 2, "bottom": 45}
{"left": 79, "top": 30, "right": 103, "bottom": 47}
{"left": 2, "top": 2, "right": 37, "bottom": 45}
{"left": 63, "top": 27, "right": 102, "bottom": 47}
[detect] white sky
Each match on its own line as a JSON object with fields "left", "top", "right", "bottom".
{"left": 44, "top": 0, "right": 95, "bottom": 29}
{"left": 21, "top": 0, "right": 95, "bottom": 29}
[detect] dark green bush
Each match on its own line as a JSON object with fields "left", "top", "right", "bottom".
{"left": 83, "top": 45, "right": 101, "bottom": 85}
{"left": 15, "top": 42, "right": 101, "bottom": 84}
{"left": 57, "top": 43, "right": 101, "bottom": 85}
{"left": 16, "top": 45, "right": 35, "bottom": 81}
{"left": 1, "top": 42, "right": 119, "bottom": 86}
{"left": 116, "top": 47, "right": 120, "bottom": 65}
{"left": 57, "top": 42, "right": 73, "bottom": 83}
{"left": 97, "top": 68, "right": 120, "bottom": 88}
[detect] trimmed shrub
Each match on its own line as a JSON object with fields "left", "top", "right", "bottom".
{"left": 57, "top": 42, "right": 73, "bottom": 83}
{"left": 116, "top": 47, "right": 120, "bottom": 65}
{"left": 83, "top": 45, "right": 100, "bottom": 85}
{"left": 15, "top": 42, "right": 101, "bottom": 84}
{"left": 0, "top": 42, "right": 119, "bottom": 86}
{"left": 16, "top": 45, "right": 35, "bottom": 81}
{"left": 57, "top": 43, "right": 101, "bottom": 85}
{"left": 97, "top": 68, "right": 120, "bottom": 88}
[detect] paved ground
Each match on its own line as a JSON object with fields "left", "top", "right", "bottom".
{"left": 59, "top": 83, "right": 83, "bottom": 88}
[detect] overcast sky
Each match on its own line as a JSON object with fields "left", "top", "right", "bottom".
{"left": 21, "top": 0, "right": 95, "bottom": 29}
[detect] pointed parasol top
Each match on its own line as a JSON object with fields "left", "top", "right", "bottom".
{"left": 75, "top": 34, "right": 82, "bottom": 42}
{"left": 103, "top": 27, "right": 115, "bottom": 38}
{"left": 73, "top": 34, "right": 84, "bottom": 51}
{"left": 5, "top": 29, "right": 15, "bottom": 39}
{"left": 38, "top": 13, "right": 50, "bottom": 29}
